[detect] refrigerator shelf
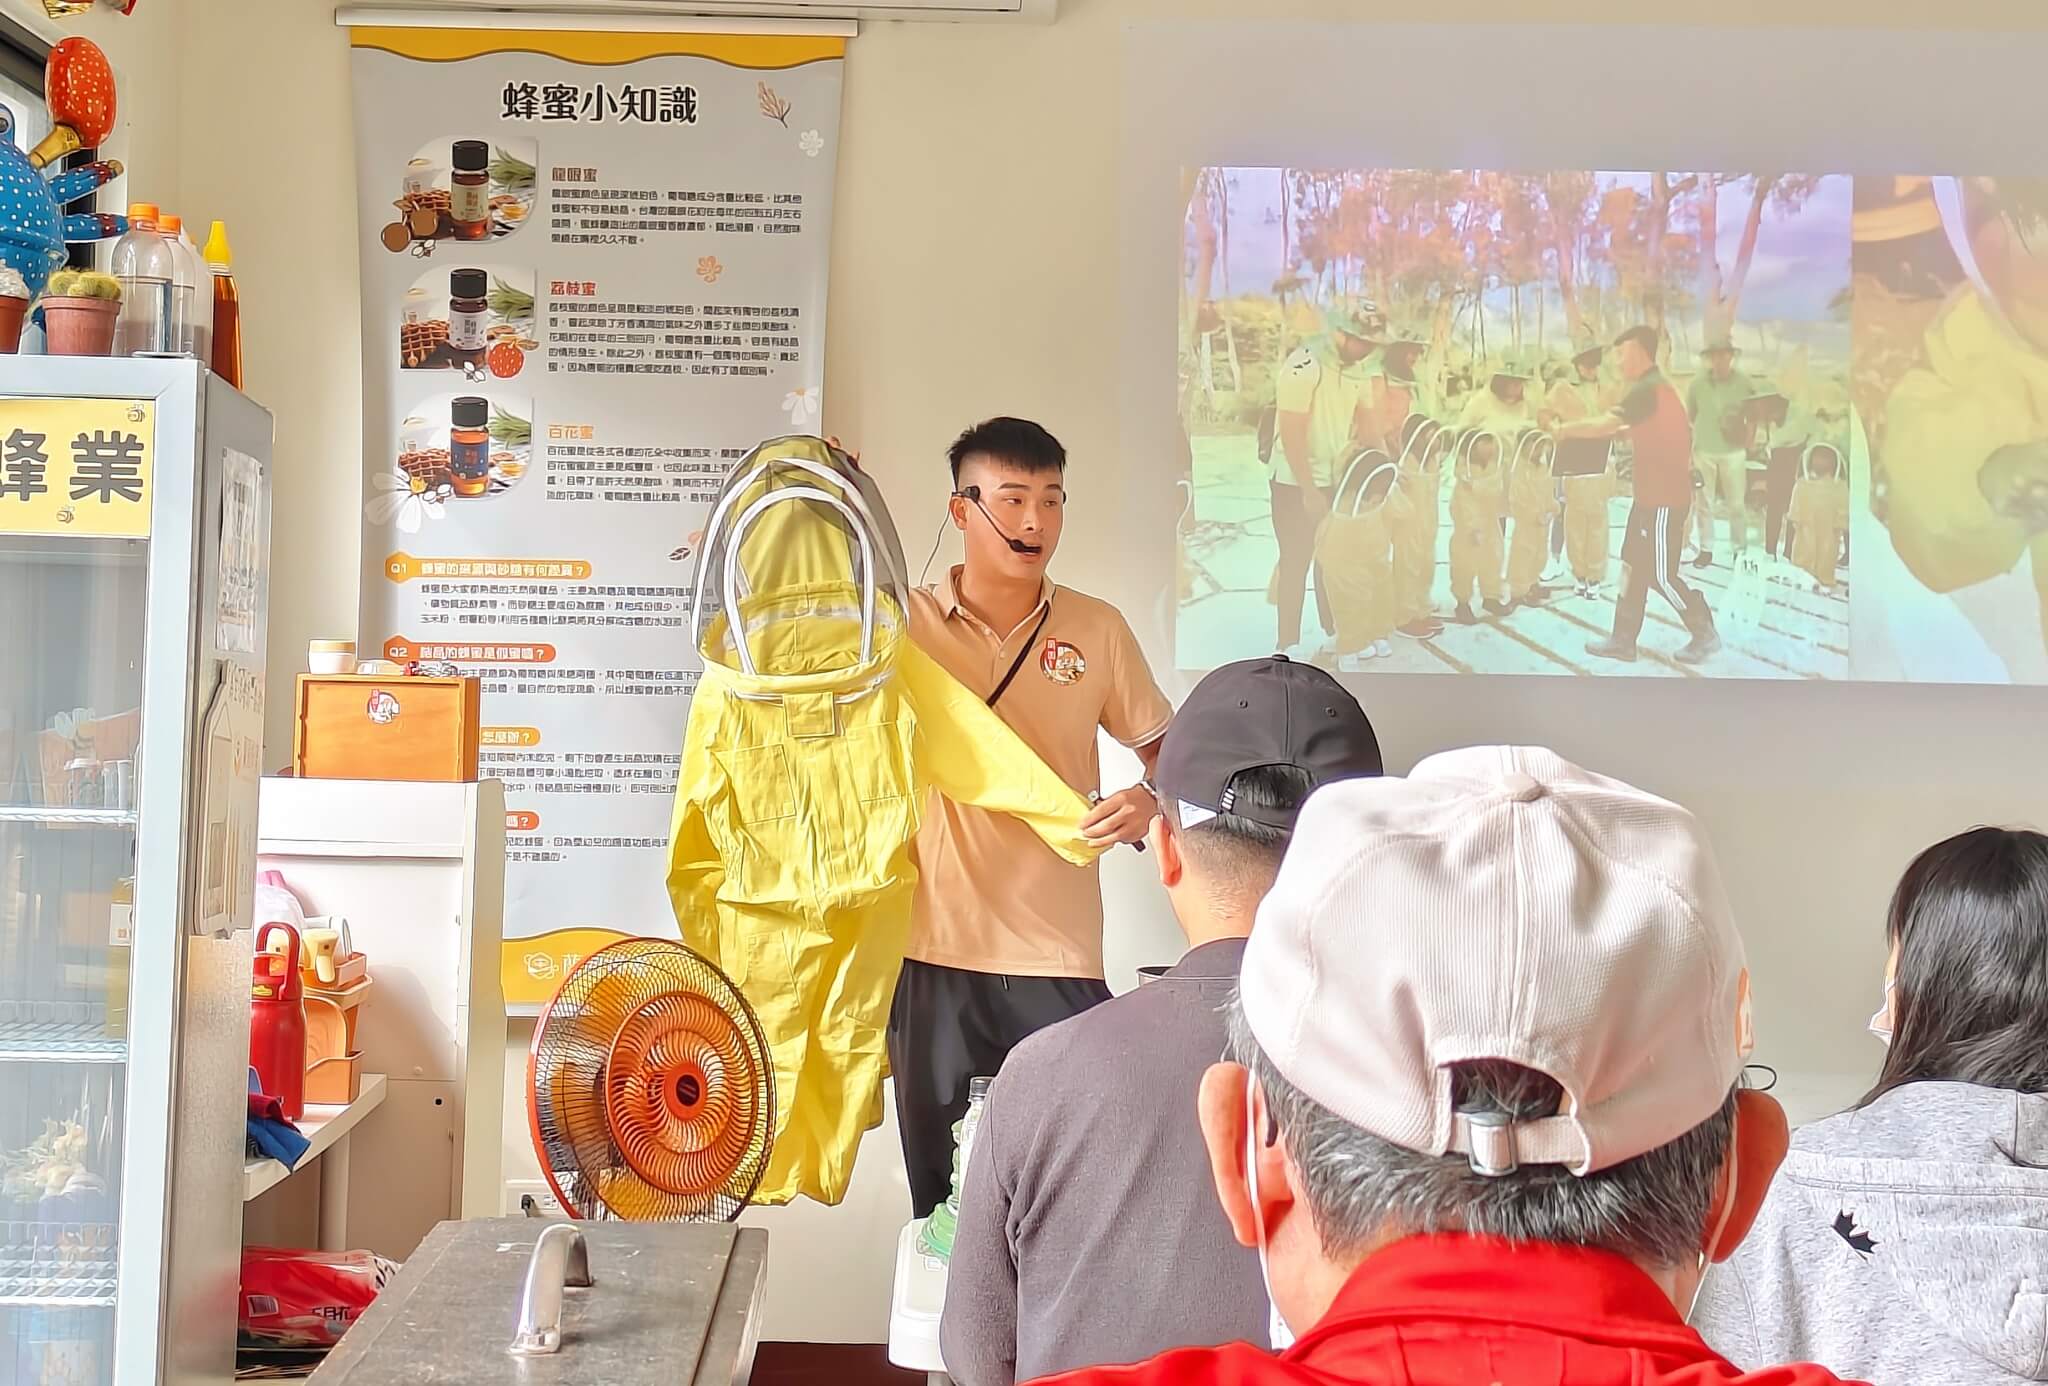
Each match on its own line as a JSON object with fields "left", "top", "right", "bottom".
{"left": 0, "top": 1019, "right": 126, "bottom": 1065}
{"left": 0, "top": 807, "right": 138, "bottom": 828}
{"left": 0, "top": 1223, "right": 118, "bottom": 1304}
{"left": 0, "top": 1282, "right": 118, "bottom": 1307}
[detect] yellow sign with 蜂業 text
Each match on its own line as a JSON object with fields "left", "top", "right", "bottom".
{"left": 0, "top": 398, "right": 155, "bottom": 538}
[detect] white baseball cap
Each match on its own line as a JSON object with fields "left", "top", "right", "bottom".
{"left": 1239, "top": 745, "right": 1753, "bottom": 1178}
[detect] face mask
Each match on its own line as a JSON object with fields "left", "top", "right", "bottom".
{"left": 1868, "top": 977, "right": 1896, "bottom": 1046}
{"left": 1245, "top": 1084, "right": 1296, "bottom": 1351}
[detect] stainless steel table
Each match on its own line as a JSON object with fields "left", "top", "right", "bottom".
{"left": 310, "top": 1217, "right": 769, "bottom": 1385}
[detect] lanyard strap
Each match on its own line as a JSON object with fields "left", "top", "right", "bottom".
{"left": 987, "top": 603, "right": 1051, "bottom": 708}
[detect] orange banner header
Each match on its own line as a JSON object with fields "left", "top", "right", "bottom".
{"left": 350, "top": 26, "right": 845, "bottom": 70}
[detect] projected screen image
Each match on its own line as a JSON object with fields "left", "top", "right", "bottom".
{"left": 1175, "top": 170, "right": 2048, "bottom": 685}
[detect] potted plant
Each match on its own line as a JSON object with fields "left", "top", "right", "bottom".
{"left": 0, "top": 265, "right": 27, "bottom": 353}
{"left": 38, "top": 268, "right": 121, "bottom": 356}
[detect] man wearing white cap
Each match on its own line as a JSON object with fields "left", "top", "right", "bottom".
{"left": 1033, "top": 747, "right": 1864, "bottom": 1386}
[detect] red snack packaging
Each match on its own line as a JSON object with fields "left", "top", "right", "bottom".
{"left": 239, "top": 1246, "right": 400, "bottom": 1349}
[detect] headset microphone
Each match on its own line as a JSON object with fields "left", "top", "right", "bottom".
{"left": 953, "top": 485, "right": 1044, "bottom": 555}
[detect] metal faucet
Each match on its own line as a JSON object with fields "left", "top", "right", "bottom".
{"left": 508, "top": 1223, "right": 594, "bottom": 1356}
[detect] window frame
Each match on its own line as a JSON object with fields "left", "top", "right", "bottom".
{"left": 0, "top": 11, "right": 46, "bottom": 93}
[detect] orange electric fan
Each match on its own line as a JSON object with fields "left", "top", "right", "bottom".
{"left": 527, "top": 939, "right": 774, "bottom": 1221}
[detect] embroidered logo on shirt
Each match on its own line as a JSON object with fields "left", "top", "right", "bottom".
{"left": 1832, "top": 1210, "right": 1878, "bottom": 1258}
{"left": 1040, "top": 638, "right": 1086, "bottom": 686}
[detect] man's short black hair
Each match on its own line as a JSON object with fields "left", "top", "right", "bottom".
{"left": 1613, "top": 325, "right": 1661, "bottom": 360}
{"left": 948, "top": 417, "right": 1067, "bottom": 487}
{"left": 1171, "top": 762, "right": 1318, "bottom": 899}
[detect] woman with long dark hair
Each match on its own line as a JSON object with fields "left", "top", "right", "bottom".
{"left": 1693, "top": 827, "right": 2048, "bottom": 1384}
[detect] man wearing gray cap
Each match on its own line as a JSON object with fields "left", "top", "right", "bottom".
{"left": 1035, "top": 747, "right": 1865, "bottom": 1386}
{"left": 940, "top": 656, "right": 1383, "bottom": 1386}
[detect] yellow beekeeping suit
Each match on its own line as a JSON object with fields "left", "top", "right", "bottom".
{"left": 1449, "top": 431, "right": 1508, "bottom": 607}
{"left": 1505, "top": 431, "right": 1560, "bottom": 600}
{"left": 1789, "top": 448, "right": 1850, "bottom": 590}
{"left": 1392, "top": 420, "right": 1449, "bottom": 626}
{"left": 1319, "top": 457, "right": 1405, "bottom": 652}
{"left": 668, "top": 438, "right": 1102, "bottom": 1206}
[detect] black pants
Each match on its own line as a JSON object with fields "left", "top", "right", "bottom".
{"left": 1270, "top": 481, "right": 1333, "bottom": 647}
{"left": 1763, "top": 447, "right": 1801, "bottom": 557}
{"left": 1611, "top": 501, "right": 1717, "bottom": 647}
{"left": 888, "top": 959, "right": 1111, "bottom": 1216}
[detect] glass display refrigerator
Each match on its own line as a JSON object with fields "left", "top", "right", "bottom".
{"left": 0, "top": 359, "right": 272, "bottom": 1384}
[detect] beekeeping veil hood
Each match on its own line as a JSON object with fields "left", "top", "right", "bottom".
{"left": 691, "top": 435, "right": 911, "bottom": 684}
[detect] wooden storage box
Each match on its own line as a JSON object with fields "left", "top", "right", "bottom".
{"left": 293, "top": 675, "right": 480, "bottom": 783}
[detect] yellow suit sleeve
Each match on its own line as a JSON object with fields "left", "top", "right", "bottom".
{"left": 665, "top": 696, "right": 728, "bottom": 961}
{"left": 897, "top": 641, "right": 1106, "bottom": 868}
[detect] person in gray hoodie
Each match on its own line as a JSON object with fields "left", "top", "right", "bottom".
{"left": 1692, "top": 825, "right": 2048, "bottom": 1385}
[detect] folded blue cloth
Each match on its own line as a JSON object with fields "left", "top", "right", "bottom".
{"left": 247, "top": 1066, "right": 311, "bottom": 1168}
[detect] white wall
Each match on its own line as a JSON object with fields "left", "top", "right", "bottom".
{"left": 36, "top": 0, "right": 2048, "bottom": 1346}
{"left": 171, "top": 0, "right": 363, "bottom": 758}
{"left": 0, "top": 0, "right": 185, "bottom": 228}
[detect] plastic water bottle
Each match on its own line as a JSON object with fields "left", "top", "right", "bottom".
{"left": 160, "top": 214, "right": 210, "bottom": 361}
{"left": 915, "top": 1076, "right": 992, "bottom": 1262}
{"left": 958, "top": 1075, "right": 992, "bottom": 1183}
{"left": 110, "top": 202, "right": 175, "bottom": 356}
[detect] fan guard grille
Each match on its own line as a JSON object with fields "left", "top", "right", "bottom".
{"left": 528, "top": 939, "right": 773, "bottom": 1221}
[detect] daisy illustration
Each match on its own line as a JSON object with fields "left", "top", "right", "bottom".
{"left": 366, "top": 467, "right": 450, "bottom": 534}
{"left": 799, "top": 129, "right": 825, "bottom": 158}
{"left": 697, "top": 255, "right": 723, "bottom": 284}
{"left": 782, "top": 386, "right": 821, "bottom": 427}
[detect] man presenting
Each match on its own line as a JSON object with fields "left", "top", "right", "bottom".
{"left": 1036, "top": 746, "right": 1862, "bottom": 1386}
{"left": 941, "top": 657, "right": 1382, "bottom": 1385}
{"left": 894, "top": 416, "right": 1172, "bottom": 1217}
{"left": 1562, "top": 326, "right": 1722, "bottom": 666}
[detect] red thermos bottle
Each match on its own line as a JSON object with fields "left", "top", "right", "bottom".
{"left": 250, "top": 922, "right": 307, "bottom": 1120}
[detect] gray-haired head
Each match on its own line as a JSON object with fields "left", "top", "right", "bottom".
{"left": 1225, "top": 993, "right": 1736, "bottom": 1268}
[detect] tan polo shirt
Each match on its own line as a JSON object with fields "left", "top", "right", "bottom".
{"left": 907, "top": 568, "right": 1172, "bottom": 978}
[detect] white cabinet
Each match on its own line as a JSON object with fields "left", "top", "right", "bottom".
{"left": 255, "top": 777, "right": 506, "bottom": 1260}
